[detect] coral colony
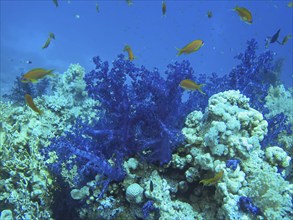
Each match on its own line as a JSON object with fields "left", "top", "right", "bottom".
{"left": 1, "top": 39, "right": 292, "bottom": 219}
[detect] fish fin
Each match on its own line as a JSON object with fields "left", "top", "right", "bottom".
{"left": 175, "top": 47, "right": 182, "bottom": 56}
{"left": 47, "top": 69, "right": 57, "bottom": 77}
{"left": 21, "top": 79, "right": 29, "bottom": 83}
{"left": 31, "top": 79, "right": 38, "bottom": 83}
{"left": 232, "top": 6, "right": 238, "bottom": 11}
{"left": 198, "top": 84, "right": 206, "bottom": 95}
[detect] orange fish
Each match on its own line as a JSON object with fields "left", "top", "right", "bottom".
{"left": 176, "top": 40, "right": 204, "bottom": 56}
{"left": 123, "top": 45, "right": 135, "bottom": 61}
{"left": 25, "top": 94, "right": 42, "bottom": 114}
{"left": 21, "top": 68, "right": 55, "bottom": 83}
{"left": 52, "top": 0, "right": 58, "bottom": 7}
{"left": 125, "top": 0, "right": 132, "bottom": 6}
{"left": 49, "top": 32, "right": 55, "bottom": 39}
{"left": 281, "top": 34, "right": 292, "bottom": 45}
{"left": 179, "top": 79, "right": 205, "bottom": 94}
{"left": 207, "top": 11, "right": 213, "bottom": 18}
{"left": 162, "top": 1, "right": 167, "bottom": 16}
{"left": 42, "top": 37, "right": 52, "bottom": 49}
{"left": 233, "top": 6, "right": 252, "bottom": 24}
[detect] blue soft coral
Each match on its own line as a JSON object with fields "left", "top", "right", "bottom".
{"left": 85, "top": 55, "right": 196, "bottom": 164}
{"left": 44, "top": 55, "right": 200, "bottom": 193}
{"left": 3, "top": 73, "right": 50, "bottom": 103}
{"left": 238, "top": 196, "right": 261, "bottom": 215}
{"left": 44, "top": 39, "right": 291, "bottom": 197}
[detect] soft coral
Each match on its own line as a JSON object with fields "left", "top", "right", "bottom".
{"left": 85, "top": 55, "right": 196, "bottom": 164}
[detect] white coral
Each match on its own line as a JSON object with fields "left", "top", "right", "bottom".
{"left": 265, "top": 146, "right": 291, "bottom": 168}
{"left": 126, "top": 183, "right": 144, "bottom": 204}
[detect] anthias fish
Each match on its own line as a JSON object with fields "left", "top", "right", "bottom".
{"left": 49, "top": 32, "right": 55, "bottom": 39}
{"left": 162, "top": 1, "right": 167, "bottom": 16}
{"left": 281, "top": 34, "right": 292, "bottom": 45}
{"left": 180, "top": 79, "right": 205, "bottom": 94}
{"left": 25, "top": 94, "right": 42, "bottom": 114}
{"left": 233, "top": 6, "right": 252, "bottom": 24}
{"left": 42, "top": 37, "right": 52, "bottom": 49}
{"left": 177, "top": 40, "right": 204, "bottom": 56}
{"left": 124, "top": 45, "right": 135, "bottom": 61}
{"left": 200, "top": 170, "right": 224, "bottom": 186}
{"left": 21, "top": 68, "right": 55, "bottom": 83}
{"left": 52, "top": 0, "right": 58, "bottom": 7}
{"left": 207, "top": 11, "right": 213, "bottom": 18}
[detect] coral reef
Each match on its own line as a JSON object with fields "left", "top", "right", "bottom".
{"left": 180, "top": 90, "right": 293, "bottom": 219}
{"left": 48, "top": 89, "right": 292, "bottom": 220}
{"left": 1, "top": 39, "right": 292, "bottom": 220}
{"left": 0, "top": 64, "right": 99, "bottom": 219}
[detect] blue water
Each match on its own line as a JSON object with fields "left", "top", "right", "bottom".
{"left": 0, "top": 1, "right": 293, "bottom": 220}
{"left": 1, "top": 0, "right": 292, "bottom": 94}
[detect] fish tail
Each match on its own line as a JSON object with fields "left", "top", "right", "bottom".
{"left": 47, "top": 69, "right": 56, "bottom": 77}
{"left": 175, "top": 47, "right": 182, "bottom": 56}
{"left": 198, "top": 84, "right": 206, "bottom": 95}
{"left": 21, "top": 79, "right": 29, "bottom": 83}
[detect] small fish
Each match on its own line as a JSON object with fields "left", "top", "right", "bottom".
{"left": 42, "top": 37, "right": 52, "bottom": 49}
{"left": 123, "top": 45, "right": 135, "bottom": 61}
{"left": 49, "top": 32, "right": 55, "bottom": 39}
{"left": 150, "top": 180, "right": 154, "bottom": 192}
{"left": 288, "top": 2, "right": 293, "bottom": 7}
{"left": 52, "top": 0, "right": 58, "bottom": 7}
{"left": 96, "top": 2, "right": 99, "bottom": 13}
{"left": 126, "top": 0, "right": 133, "bottom": 6}
{"left": 233, "top": 6, "right": 252, "bottom": 24}
{"left": 26, "top": 60, "right": 32, "bottom": 64}
{"left": 281, "top": 34, "right": 292, "bottom": 45}
{"left": 200, "top": 170, "right": 224, "bottom": 186}
{"left": 265, "top": 37, "right": 271, "bottom": 48}
{"left": 21, "top": 68, "right": 55, "bottom": 83}
{"left": 162, "top": 1, "right": 167, "bottom": 16}
{"left": 207, "top": 11, "right": 213, "bottom": 18}
{"left": 270, "top": 29, "right": 281, "bottom": 43}
{"left": 75, "top": 14, "right": 80, "bottom": 19}
{"left": 180, "top": 79, "right": 205, "bottom": 94}
{"left": 25, "top": 94, "right": 42, "bottom": 114}
{"left": 176, "top": 40, "right": 204, "bottom": 56}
